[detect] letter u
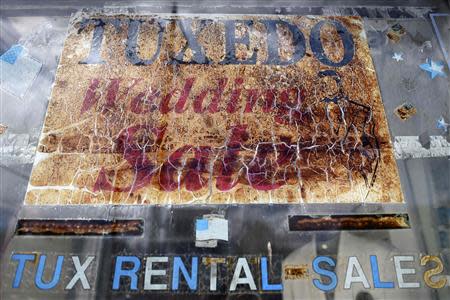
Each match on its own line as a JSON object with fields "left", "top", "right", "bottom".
{"left": 35, "top": 255, "right": 64, "bottom": 290}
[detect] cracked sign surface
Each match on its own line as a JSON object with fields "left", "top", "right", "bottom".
{"left": 25, "top": 14, "right": 404, "bottom": 205}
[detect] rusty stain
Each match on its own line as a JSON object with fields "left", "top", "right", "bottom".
{"left": 24, "top": 14, "right": 404, "bottom": 205}
{"left": 202, "top": 257, "right": 226, "bottom": 266}
{"left": 288, "top": 214, "right": 410, "bottom": 231}
{"left": 15, "top": 219, "right": 143, "bottom": 236}
{"left": 16, "top": 252, "right": 40, "bottom": 264}
{"left": 387, "top": 23, "right": 406, "bottom": 43}
{"left": 249, "top": 257, "right": 259, "bottom": 265}
{"left": 0, "top": 124, "right": 7, "bottom": 135}
{"left": 394, "top": 102, "right": 417, "bottom": 121}
{"left": 284, "top": 264, "right": 309, "bottom": 280}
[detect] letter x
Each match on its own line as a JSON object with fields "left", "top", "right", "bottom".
{"left": 171, "top": 19, "right": 209, "bottom": 64}
{"left": 65, "top": 256, "right": 95, "bottom": 290}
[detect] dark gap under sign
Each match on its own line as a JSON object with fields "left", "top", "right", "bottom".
{"left": 288, "top": 214, "right": 410, "bottom": 231}
{"left": 15, "top": 219, "right": 144, "bottom": 236}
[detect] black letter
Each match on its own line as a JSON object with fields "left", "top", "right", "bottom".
{"left": 310, "top": 20, "right": 354, "bottom": 67}
{"left": 125, "top": 19, "right": 168, "bottom": 66}
{"left": 171, "top": 19, "right": 210, "bottom": 64}
{"left": 79, "top": 18, "right": 121, "bottom": 65}
{"left": 261, "top": 20, "right": 306, "bottom": 65}
{"left": 220, "top": 20, "right": 257, "bottom": 65}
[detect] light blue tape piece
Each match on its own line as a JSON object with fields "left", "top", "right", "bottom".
{"left": 196, "top": 219, "right": 208, "bottom": 231}
{"left": 0, "top": 45, "right": 24, "bottom": 64}
{"left": 419, "top": 58, "right": 446, "bottom": 79}
{"left": 436, "top": 116, "right": 449, "bottom": 132}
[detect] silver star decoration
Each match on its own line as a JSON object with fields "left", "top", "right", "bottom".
{"left": 392, "top": 52, "right": 404, "bottom": 62}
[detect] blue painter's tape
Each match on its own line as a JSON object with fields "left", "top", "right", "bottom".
{"left": 0, "top": 45, "right": 24, "bottom": 64}
{"left": 196, "top": 219, "right": 208, "bottom": 231}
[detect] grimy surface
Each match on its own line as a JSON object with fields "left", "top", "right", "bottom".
{"left": 24, "top": 14, "right": 404, "bottom": 205}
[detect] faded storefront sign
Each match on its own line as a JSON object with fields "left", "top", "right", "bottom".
{"left": 25, "top": 14, "right": 403, "bottom": 205}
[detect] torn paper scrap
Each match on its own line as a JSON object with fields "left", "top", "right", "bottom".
{"left": 196, "top": 216, "right": 228, "bottom": 241}
{"left": 386, "top": 23, "right": 406, "bottom": 43}
{"left": 0, "top": 44, "right": 42, "bottom": 98}
{"left": 394, "top": 102, "right": 417, "bottom": 121}
{"left": 195, "top": 215, "right": 228, "bottom": 248}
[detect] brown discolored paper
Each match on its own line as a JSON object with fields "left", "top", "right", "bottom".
{"left": 394, "top": 102, "right": 417, "bottom": 121}
{"left": 25, "top": 14, "right": 404, "bottom": 205}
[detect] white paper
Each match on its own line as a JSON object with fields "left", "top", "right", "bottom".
{"left": 196, "top": 216, "right": 228, "bottom": 242}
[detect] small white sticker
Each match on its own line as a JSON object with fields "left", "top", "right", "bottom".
{"left": 195, "top": 215, "right": 228, "bottom": 248}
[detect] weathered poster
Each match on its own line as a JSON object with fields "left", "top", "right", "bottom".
{"left": 24, "top": 14, "right": 404, "bottom": 205}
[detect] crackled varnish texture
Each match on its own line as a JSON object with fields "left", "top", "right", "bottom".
{"left": 24, "top": 14, "right": 404, "bottom": 205}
